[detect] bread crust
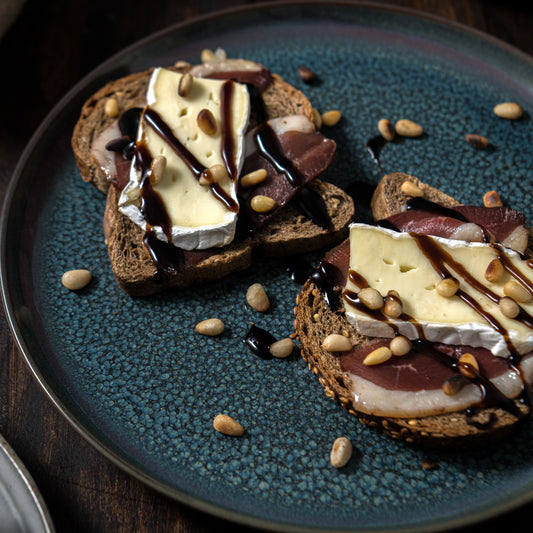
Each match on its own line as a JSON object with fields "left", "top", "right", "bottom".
{"left": 295, "top": 173, "right": 531, "bottom": 448}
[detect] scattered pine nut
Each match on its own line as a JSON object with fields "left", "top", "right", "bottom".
{"left": 321, "top": 110, "right": 341, "bottom": 127}
{"left": 395, "top": 119, "right": 423, "bottom": 137}
{"left": 504, "top": 280, "right": 533, "bottom": 303}
{"left": 442, "top": 375, "right": 467, "bottom": 396}
{"left": 240, "top": 169, "right": 267, "bottom": 188}
{"left": 311, "top": 108, "right": 322, "bottom": 129}
{"left": 178, "top": 72, "right": 193, "bottom": 97}
{"left": 322, "top": 333, "right": 352, "bottom": 352}
{"left": 383, "top": 292, "right": 403, "bottom": 318}
{"left": 485, "top": 258, "right": 505, "bottom": 283}
{"left": 297, "top": 64, "right": 316, "bottom": 83}
{"left": 499, "top": 296, "right": 520, "bottom": 318}
{"left": 269, "top": 338, "right": 294, "bottom": 358}
{"left": 195, "top": 318, "right": 225, "bottom": 336}
{"left": 200, "top": 164, "right": 228, "bottom": 186}
{"left": 389, "top": 336, "right": 411, "bottom": 356}
{"left": 150, "top": 155, "right": 167, "bottom": 184}
{"left": 363, "top": 346, "right": 392, "bottom": 366}
{"left": 400, "top": 180, "right": 424, "bottom": 197}
{"left": 483, "top": 190, "right": 503, "bottom": 207}
{"left": 377, "top": 118, "right": 395, "bottom": 141}
{"left": 465, "top": 134, "right": 488, "bottom": 149}
{"left": 61, "top": 269, "right": 92, "bottom": 291}
{"left": 436, "top": 278, "right": 460, "bottom": 298}
{"left": 246, "top": 283, "right": 270, "bottom": 312}
{"left": 458, "top": 353, "right": 479, "bottom": 379}
{"left": 174, "top": 60, "right": 191, "bottom": 70}
{"left": 213, "top": 414, "right": 244, "bottom": 436}
{"left": 494, "top": 102, "right": 523, "bottom": 120}
{"left": 330, "top": 437, "right": 352, "bottom": 468}
{"left": 197, "top": 108, "right": 217, "bottom": 135}
{"left": 104, "top": 98, "right": 119, "bottom": 118}
{"left": 358, "top": 287, "right": 384, "bottom": 310}
{"left": 251, "top": 195, "right": 276, "bottom": 213}
{"left": 201, "top": 48, "right": 216, "bottom": 63}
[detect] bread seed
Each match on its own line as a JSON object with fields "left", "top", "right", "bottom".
{"left": 195, "top": 318, "right": 224, "bottom": 336}
{"left": 197, "top": 108, "right": 217, "bottom": 135}
{"left": 213, "top": 414, "right": 244, "bottom": 436}
{"left": 389, "top": 336, "right": 411, "bottom": 356}
{"left": 395, "top": 119, "right": 423, "bottom": 137}
{"left": 358, "top": 287, "right": 384, "bottom": 310}
{"left": 322, "top": 333, "right": 352, "bottom": 352}
{"left": 321, "top": 110, "right": 341, "bottom": 127}
{"left": 466, "top": 134, "right": 488, "bottom": 149}
{"left": 504, "top": 280, "right": 533, "bottom": 303}
{"left": 178, "top": 72, "right": 193, "bottom": 97}
{"left": 442, "top": 375, "right": 466, "bottom": 396}
{"left": 499, "top": 296, "right": 520, "bottom": 318}
{"left": 400, "top": 180, "right": 424, "bottom": 198}
{"left": 246, "top": 283, "right": 270, "bottom": 312}
{"left": 330, "top": 437, "right": 352, "bottom": 468}
{"left": 269, "top": 338, "right": 294, "bottom": 358}
{"left": 378, "top": 119, "right": 395, "bottom": 141}
{"left": 150, "top": 155, "right": 167, "bottom": 184}
{"left": 494, "top": 102, "right": 523, "bottom": 120}
{"left": 483, "top": 190, "right": 503, "bottom": 207}
{"left": 61, "top": 269, "right": 92, "bottom": 291}
{"left": 436, "top": 278, "right": 460, "bottom": 298}
{"left": 363, "top": 346, "right": 392, "bottom": 366}
{"left": 240, "top": 169, "right": 267, "bottom": 188}
{"left": 251, "top": 195, "right": 276, "bottom": 213}
{"left": 485, "top": 258, "right": 504, "bottom": 283}
{"left": 104, "top": 98, "right": 119, "bottom": 118}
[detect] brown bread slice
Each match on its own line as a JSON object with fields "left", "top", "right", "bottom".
{"left": 294, "top": 174, "right": 531, "bottom": 448}
{"left": 104, "top": 179, "right": 354, "bottom": 297}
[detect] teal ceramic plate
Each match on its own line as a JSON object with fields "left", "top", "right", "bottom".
{"left": 2, "top": 2, "right": 533, "bottom": 531}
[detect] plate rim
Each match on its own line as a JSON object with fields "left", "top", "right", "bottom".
{"left": 2, "top": 2, "right": 533, "bottom": 532}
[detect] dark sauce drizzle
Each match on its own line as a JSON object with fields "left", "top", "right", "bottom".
{"left": 243, "top": 324, "right": 277, "bottom": 360}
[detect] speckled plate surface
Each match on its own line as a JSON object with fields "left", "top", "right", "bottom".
{"left": 2, "top": 2, "right": 533, "bottom": 532}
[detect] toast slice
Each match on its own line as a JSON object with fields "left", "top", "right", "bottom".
{"left": 294, "top": 174, "right": 531, "bottom": 448}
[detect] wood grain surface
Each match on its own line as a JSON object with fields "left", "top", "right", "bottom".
{"left": 1, "top": 1, "right": 532, "bottom": 531}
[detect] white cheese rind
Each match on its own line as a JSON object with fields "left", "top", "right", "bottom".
{"left": 118, "top": 68, "right": 250, "bottom": 250}
{"left": 344, "top": 224, "right": 533, "bottom": 357}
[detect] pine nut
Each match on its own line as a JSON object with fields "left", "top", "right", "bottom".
{"left": 358, "top": 287, "right": 384, "bottom": 310}
{"left": 297, "top": 64, "right": 316, "bottom": 83}
{"left": 104, "top": 98, "right": 119, "bottom": 118}
{"left": 483, "top": 190, "right": 503, "bottom": 207}
{"left": 269, "top": 338, "right": 294, "bottom": 358}
{"left": 240, "top": 169, "right": 267, "bottom": 188}
{"left": 150, "top": 155, "right": 167, "bottom": 184}
{"left": 504, "top": 280, "right": 533, "bottom": 303}
{"left": 178, "top": 72, "right": 193, "bottom": 97}
{"left": 201, "top": 48, "right": 216, "bottom": 63}
{"left": 61, "top": 269, "right": 92, "bottom": 290}
{"left": 499, "top": 296, "right": 520, "bottom": 318}
{"left": 311, "top": 108, "right": 322, "bottom": 129}
{"left": 197, "top": 108, "right": 217, "bottom": 135}
{"left": 378, "top": 118, "right": 395, "bottom": 141}
{"left": 246, "top": 283, "right": 270, "bottom": 312}
{"left": 494, "top": 102, "right": 523, "bottom": 120}
{"left": 322, "top": 333, "right": 352, "bottom": 352}
{"left": 200, "top": 164, "right": 228, "bottom": 186}
{"left": 330, "top": 437, "right": 352, "bottom": 468}
{"left": 251, "top": 195, "right": 276, "bottom": 213}
{"left": 213, "top": 414, "right": 244, "bottom": 436}
{"left": 384, "top": 292, "right": 403, "bottom": 318}
{"left": 390, "top": 336, "right": 411, "bottom": 356}
{"left": 436, "top": 278, "right": 460, "bottom": 298}
{"left": 195, "top": 318, "right": 224, "bottom": 336}
{"left": 321, "top": 110, "right": 341, "bottom": 127}
{"left": 466, "top": 134, "right": 488, "bottom": 149}
{"left": 442, "top": 375, "right": 467, "bottom": 396}
{"left": 400, "top": 180, "right": 424, "bottom": 197}
{"left": 363, "top": 346, "right": 392, "bottom": 366}
{"left": 395, "top": 119, "right": 423, "bottom": 137}
{"left": 485, "top": 258, "right": 505, "bottom": 283}
{"left": 174, "top": 60, "right": 191, "bottom": 70}
{"left": 458, "top": 353, "right": 479, "bottom": 379}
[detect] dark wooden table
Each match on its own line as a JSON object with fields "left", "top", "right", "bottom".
{"left": 1, "top": 1, "right": 532, "bottom": 531}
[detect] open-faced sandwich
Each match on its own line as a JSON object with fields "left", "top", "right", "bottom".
{"left": 71, "top": 49, "right": 355, "bottom": 296}
{"left": 295, "top": 172, "right": 533, "bottom": 448}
